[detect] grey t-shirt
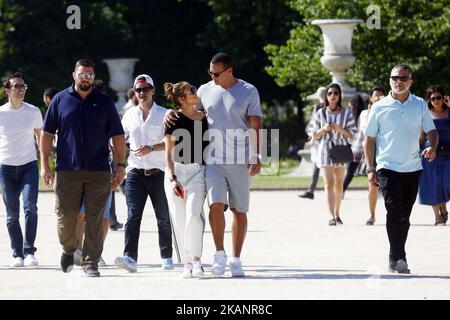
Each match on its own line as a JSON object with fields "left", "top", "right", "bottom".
{"left": 197, "top": 79, "right": 262, "bottom": 164}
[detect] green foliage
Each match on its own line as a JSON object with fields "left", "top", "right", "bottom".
{"left": 262, "top": 99, "right": 305, "bottom": 157}
{"left": 265, "top": 0, "right": 450, "bottom": 100}
{"left": 0, "top": 0, "right": 214, "bottom": 108}
{"left": 196, "top": 0, "right": 299, "bottom": 102}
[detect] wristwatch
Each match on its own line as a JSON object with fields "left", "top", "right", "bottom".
{"left": 366, "top": 166, "right": 376, "bottom": 174}
{"left": 117, "top": 163, "right": 126, "bottom": 168}
{"left": 169, "top": 175, "right": 177, "bottom": 182}
{"left": 148, "top": 145, "right": 155, "bottom": 151}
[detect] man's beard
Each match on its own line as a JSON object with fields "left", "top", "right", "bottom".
{"left": 76, "top": 82, "right": 92, "bottom": 92}
{"left": 391, "top": 84, "right": 410, "bottom": 95}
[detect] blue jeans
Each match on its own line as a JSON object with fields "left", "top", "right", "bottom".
{"left": 124, "top": 169, "right": 172, "bottom": 261}
{"left": 0, "top": 160, "right": 39, "bottom": 258}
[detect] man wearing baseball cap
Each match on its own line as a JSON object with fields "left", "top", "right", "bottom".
{"left": 115, "top": 74, "right": 174, "bottom": 272}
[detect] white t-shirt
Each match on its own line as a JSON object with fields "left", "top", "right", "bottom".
{"left": 0, "top": 102, "right": 43, "bottom": 165}
{"left": 121, "top": 102, "right": 166, "bottom": 171}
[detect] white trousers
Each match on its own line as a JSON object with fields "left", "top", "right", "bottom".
{"left": 164, "top": 163, "right": 206, "bottom": 262}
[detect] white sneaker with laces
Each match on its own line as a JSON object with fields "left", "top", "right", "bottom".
{"left": 211, "top": 251, "right": 227, "bottom": 276}
{"left": 229, "top": 257, "right": 245, "bottom": 277}
{"left": 24, "top": 254, "right": 39, "bottom": 267}
{"left": 11, "top": 257, "right": 24, "bottom": 268}
{"left": 114, "top": 255, "right": 137, "bottom": 273}
{"left": 192, "top": 260, "right": 204, "bottom": 277}
{"left": 181, "top": 263, "right": 193, "bottom": 278}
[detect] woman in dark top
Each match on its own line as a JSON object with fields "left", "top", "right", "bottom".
{"left": 163, "top": 81, "right": 208, "bottom": 278}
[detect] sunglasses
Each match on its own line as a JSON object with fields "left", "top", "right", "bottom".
{"left": 430, "top": 95, "right": 443, "bottom": 101}
{"left": 77, "top": 72, "right": 95, "bottom": 80}
{"left": 390, "top": 76, "right": 410, "bottom": 82}
{"left": 207, "top": 68, "right": 229, "bottom": 78}
{"left": 187, "top": 86, "right": 197, "bottom": 95}
{"left": 135, "top": 87, "right": 153, "bottom": 93}
{"left": 327, "top": 91, "right": 340, "bottom": 96}
{"left": 10, "top": 83, "right": 28, "bottom": 90}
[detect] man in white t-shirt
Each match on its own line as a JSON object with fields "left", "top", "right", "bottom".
{"left": 0, "top": 72, "right": 43, "bottom": 268}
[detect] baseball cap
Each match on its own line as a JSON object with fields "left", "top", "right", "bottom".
{"left": 134, "top": 74, "right": 154, "bottom": 89}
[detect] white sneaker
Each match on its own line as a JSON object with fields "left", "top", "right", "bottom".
{"left": 24, "top": 254, "right": 39, "bottom": 267}
{"left": 10, "top": 257, "right": 24, "bottom": 268}
{"left": 74, "top": 249, "right": 82, "bottom": 266}
{"left": 229, "top": 257, "right": 245, "bottom": 277}
{"left": 192, "top": 260, "right": 204, "bottom": 277}
{"left": 211, "top": 251, "right": 227, "bottom": 276}
{"left": 98, "top": 256, "right": 106, "bottom": 267}
{"left": 114, "top": 255, "right": 137, "bottom": 273}
{"left": 181, "top": 263, "right": 193, "bottom": 278}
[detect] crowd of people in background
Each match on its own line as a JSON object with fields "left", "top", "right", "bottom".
{"left": 0, "top": 52, "right": 262, "bottom": 278}
{"left": 300, "top": 72, "right": 449, "bottom": 232}
{"left": 0, "top": 58, "right": 447, "bottom": 277}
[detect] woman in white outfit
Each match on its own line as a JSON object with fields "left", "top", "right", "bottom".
{"left": 163, "top": 81, "right": 208, "bottom": 278}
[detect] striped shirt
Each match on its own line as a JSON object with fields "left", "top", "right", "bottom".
{"left": 311, "top": 106, "right": 357, "bottom": 167}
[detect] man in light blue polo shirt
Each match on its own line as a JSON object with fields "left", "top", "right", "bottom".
{"left": 364, "top": 64, "right": 438, "bottom": 274}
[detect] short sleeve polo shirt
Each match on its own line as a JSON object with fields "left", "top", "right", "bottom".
{"left": 364, "top": 92, "right": 435, "bottom": 172}
{"left": 43, "top": 85, "right": 124, "bottom": 171}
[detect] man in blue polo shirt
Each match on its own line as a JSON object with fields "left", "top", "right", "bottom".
{"left": 40, "top": 59, "right": 125, "bottom": 277}
{"left": 364, "top": 64, "right": 438, "bottom": 274}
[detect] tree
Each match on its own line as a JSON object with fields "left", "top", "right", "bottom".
{"left": 198, "top": 0, "right": 305, "bottom": 154}
{"left": 0, "top": 0, "right": 214, "bottom": 109}
{"left": 196, "top": 0, "right": 299, "bottom": 103}
{"left": 265, "top": 0, "right": 450, "bottom": 101}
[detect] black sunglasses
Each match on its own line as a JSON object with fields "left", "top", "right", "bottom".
{"left": 135, "top": 86, "right": 153, "bottom": 93}
{"left": 207, "top": 68, "right": 229, "bottom": 78}
{"left": 188, "top": 86, "right": 197, "bottom": 95}
{"left": 327, "top": 91, "right": 340, "bottom": 96}
{"left": 390, "top": 76, "right": 410, "bottom": 82}
{"left": 430, "top": 95, "right": 442, "bottom": 101}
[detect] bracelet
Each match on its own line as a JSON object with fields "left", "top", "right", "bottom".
{"left": 169, "top": 175, "right": 177, "bottom": 182}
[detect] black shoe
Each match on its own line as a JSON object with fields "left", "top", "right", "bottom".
{"left": 329, "top": 219, "right": 337, "bottom": 226}
{"left": 110, "top": 222, "right": 124, "bottom": 231}
{"left": 61, "top": 253, "right": 74, "bottom": 273}
{"left": 336, "top": 217, "right": 343, "bottom": 225}
{"left": 366, "top": 217, "right": 375, "bottom": 226}
{"left": 84, "top": 266, "right": 100, "bottom": 277}
{"left": 298, "top": 192, "right": 314, "bottom": 199}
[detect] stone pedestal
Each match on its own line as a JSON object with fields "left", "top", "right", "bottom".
{"left": 103, "top": 58, "right": 139, "bottom": 113}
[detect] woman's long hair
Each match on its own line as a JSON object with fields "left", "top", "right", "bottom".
{"left": 425, "top": 86, "right": 448, "bottom": 111}
{"left": 324, "top": 83, "right": 342, "bottom": 109}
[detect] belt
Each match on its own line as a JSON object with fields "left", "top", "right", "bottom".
{"left": 131, "top": 168, "right": 162, "bottom": 176}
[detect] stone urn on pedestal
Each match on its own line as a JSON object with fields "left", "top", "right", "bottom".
{"left": 309, "top": 19, "right": 363, "bottom": 103}
{"left": 102, "top": 58, "right": 139, "bottom": 113}
{"left": 293, "top": 19, "right": 363, "bottom": 177}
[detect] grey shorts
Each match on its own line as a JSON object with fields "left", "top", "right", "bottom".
{"left": 205, "top": 164, "right": 250, "bottom": 213}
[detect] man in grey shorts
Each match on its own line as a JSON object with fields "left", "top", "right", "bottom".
{"left": 201, "top": 53, "right": 262, "bottom": 277}
{"left": 165, "top": 53, "right": 262, "bottom": 277}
